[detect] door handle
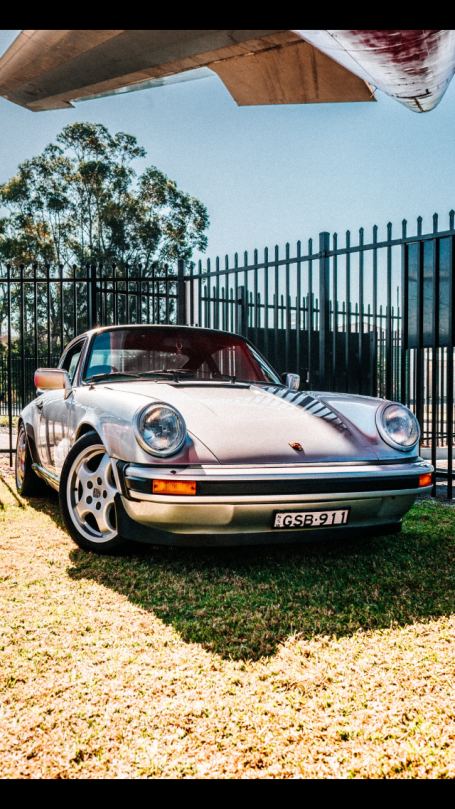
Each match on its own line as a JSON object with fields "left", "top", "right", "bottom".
{"left": 36, "top": 400, "right": 44, "bottom": 410}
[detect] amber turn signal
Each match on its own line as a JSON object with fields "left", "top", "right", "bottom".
{"left": 152, "top": 479, "right": 197, "bottom": 495}
{"left": 419, "top": 473, "right": 433, "bottom": 488}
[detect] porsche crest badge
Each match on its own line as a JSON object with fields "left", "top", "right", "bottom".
{"left": 289, "top": 442, "right": 303, "bottom": 452}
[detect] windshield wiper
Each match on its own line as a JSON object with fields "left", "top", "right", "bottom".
{"left": 85, "top": 371, "right": 141, "bottom": 383}
{"left": 146, "top": 370, "right": 243, "bottom": 384}
{"left": 140, "top": 370, "right": 242, "bottom": 383}
{"left": 139, "top": 369, "right": 195, "bottom": 380}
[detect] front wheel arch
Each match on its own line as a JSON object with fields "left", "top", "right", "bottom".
{"left": 75, "top": 423, "right": 101, "bottom": 442}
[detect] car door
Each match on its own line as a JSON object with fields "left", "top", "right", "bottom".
{"left": 37, "top": 340, "right": 86, "bottom": 476}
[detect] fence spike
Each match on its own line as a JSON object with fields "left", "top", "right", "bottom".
{"left": 433, "top": 212, "right": 438, "bottom": 232}
{"left": 417, "top": 215, "right": 423, "bottom": 235}
{"left": 402, "top": 219, "right": 407, "bottom": 238}
{"left": 449, "top": 210, "right": 455, "bottom": 229}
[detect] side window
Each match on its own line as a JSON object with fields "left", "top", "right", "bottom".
{"left": 61, "top": 341, "right": 85, "bottom": 383}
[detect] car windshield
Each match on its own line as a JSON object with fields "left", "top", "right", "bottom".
{"left": 85, "top": 327, "right": 281, "bottom": 384}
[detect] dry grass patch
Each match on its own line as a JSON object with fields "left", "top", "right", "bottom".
{"left": 1, "top": 468, "right": 455, "bottom": 778}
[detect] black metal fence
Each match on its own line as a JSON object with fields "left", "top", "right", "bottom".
{"left": 185, "top": 228, "right": 405, "bottom": 399}
{"left": 1, "top": 210, "right": 454, "bottom": 497}
{"left": 0, "top": 355, "right": 60, "bottom": 416}
{"left": 0, "top": 262, "right": 179, "bottom": 462}
{"left": 182, "top": 211, "right": 455, "bottom": 496}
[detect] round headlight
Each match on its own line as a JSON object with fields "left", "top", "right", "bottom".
{"left": 134, "top": 403, "right": 186, "bottom": 456}
{"left": 377, "top": 403, "right": 420, "bottom": 451}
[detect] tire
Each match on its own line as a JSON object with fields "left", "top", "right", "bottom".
{"left": 15, "top": 422, "right": 48, "bottom": 497}
{"left": 59, "top": 431, "right": 129, "bottom": 554}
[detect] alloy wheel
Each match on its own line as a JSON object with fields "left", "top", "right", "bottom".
{"left": 67, "top": 444, "right": 118, "bottom": 543}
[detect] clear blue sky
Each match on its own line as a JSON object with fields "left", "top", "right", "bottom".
{"left": 1, "top": 29, "right": 455, "bottom": 267}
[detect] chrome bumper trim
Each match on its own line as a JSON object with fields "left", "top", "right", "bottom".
{"left": 117, "top": 459, "right": 433, "bottom": 502}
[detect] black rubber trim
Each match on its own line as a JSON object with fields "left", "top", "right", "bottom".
{"left": 124, "top": 474, "right": 424, "bottom": 497}
{"left": 116, "top": 460, "right": 131, "bottom": 499}
{"left": 125, "top": 475, "right": 151, "bottom": 494}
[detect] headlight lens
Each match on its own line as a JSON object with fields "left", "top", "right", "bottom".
{"left": 135, "top": 403, "right": 186, "bottom": 456}
{"left": 378, "top": 403, "right": 420, "bottom": 450}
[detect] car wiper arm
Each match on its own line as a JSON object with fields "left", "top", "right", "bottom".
{"left": 140, "top": 369, "right": 195, "bottom": 379}
{"left": 85, "top": 371, "right": 141, "bottom": 382}
{"left": 143, "top": 370, "right": 241, "bottom": 383}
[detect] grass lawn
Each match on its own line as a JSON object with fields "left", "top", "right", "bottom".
{"left": 1, "top": 467, "right": 455, "bottom": 778}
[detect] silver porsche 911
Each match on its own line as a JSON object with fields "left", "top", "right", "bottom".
{"left": 16, "top": 324, "right": 433, "bottom": 554}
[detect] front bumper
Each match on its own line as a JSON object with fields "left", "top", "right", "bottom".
{"left": 114, "top": 459, "right": 433, "bottom": 545}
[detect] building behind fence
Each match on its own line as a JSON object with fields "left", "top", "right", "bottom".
{"left": 0, "top": 209, "right": 454, "bottom": 493}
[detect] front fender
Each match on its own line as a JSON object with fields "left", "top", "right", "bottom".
{"left": 70, "top": 389, "right": 219, "bottom": 466}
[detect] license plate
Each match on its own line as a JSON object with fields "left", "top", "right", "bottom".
{"left": 273, "top": 508, "right": 350, "bottom": 529}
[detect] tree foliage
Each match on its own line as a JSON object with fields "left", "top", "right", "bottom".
{"left": 0, "top": 122, "right": 209, "bottom": 269}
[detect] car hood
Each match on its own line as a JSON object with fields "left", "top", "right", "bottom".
{"left": 108, "top": 381, "right": 378, "bottom": 464}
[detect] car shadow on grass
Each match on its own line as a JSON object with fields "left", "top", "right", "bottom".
{"left": 59, "top": 500, "right": 455, "bottom": 661}
{"left": 22, "top": 486, "right": 66, "bottom": 524}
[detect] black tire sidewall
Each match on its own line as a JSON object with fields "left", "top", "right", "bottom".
{"left": 59, "top": 431, "right": 128, "bottom": 554}
{"left": 15, "top": 422, "right": 47, "bottom": 497}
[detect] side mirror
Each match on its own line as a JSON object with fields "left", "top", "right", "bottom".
{"left": 34, "top": 368, "right": 72, "bottom": 399}
{"left": 282, "top": 373, "right": 300, "bottom": 391}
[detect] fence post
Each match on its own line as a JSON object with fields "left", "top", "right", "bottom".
{"left": 237, "top": 286, "right": 247, "bottom": 336}
{"left": 319, "top": 231, "right": 331, "bottom": 388}
{"left": 177, "top": 259, "right": 186, "bottom": 325}
{"left": 88, "top": 265, "right": 98, "bottom": 329}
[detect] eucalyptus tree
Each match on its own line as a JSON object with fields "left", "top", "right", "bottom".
{"left": 0, "top": 122, "right": 209, "bottom": 348}
{"left": 0, "top": 122, "right": 209, "bottom": 268}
